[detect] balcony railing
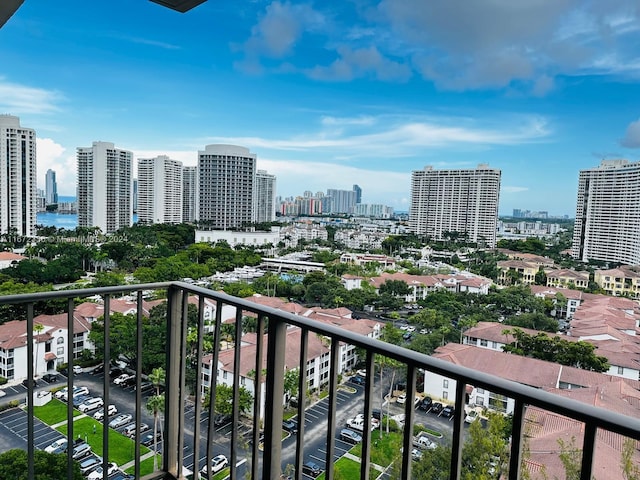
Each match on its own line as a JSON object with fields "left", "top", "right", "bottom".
{"left": 2, "top": 281, "right": 640, "bottom": 480}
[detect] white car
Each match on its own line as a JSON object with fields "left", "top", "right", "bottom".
{"left": 78, "top": 397, "right": 104, "bottom": 413}
{"left": 73, "top": 365, "right": 83, "bottom": 375}
{"left": 200, "top": 454, "right": 229, "bottom": 476}
{"left": 465, "top": 409, "right": 479, "bottom": 424}
{"left": 94, "top": 404, "right": 117, "bottom": 421}
{"left": 44, "top": 438, "right": 68, "bottom": 454}
{"left": 87, "top": 462, "right": 119, "bottom": 480}
{"left": 113, "top": 373, "right": 135, "bottom": 386}
{"left": 397, "top": 393, "right": 407, "bottom": 404}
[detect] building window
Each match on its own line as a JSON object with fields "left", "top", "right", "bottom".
{"left": 480, "top": 339, "right": 488, "bottom": 347}
{"left": 618, "top": 366, "right": 624, "bottom": 375}
{"left": 57, "top": 337, "right": 64, "bottom": 344}
{"left": 443, "top": 379, "right": 449, "bottom": 388}
{"left": 443, "top": 391, "right": 448, "bottom": 400}
{"left": 223, "top": 371, "right": 227, "bottom": 380}
{"left": 57, "top": 347, "right": 64, "bottom": 355}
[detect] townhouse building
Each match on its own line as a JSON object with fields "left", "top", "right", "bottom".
{"left": 594, "top": 266, "right": 640, "bottom": 298}
{"left": 545, "top": 268, "right": 589, "bottom": 289}
{"left": 366, "top": 271, "right": 491, "bottom": 301}
{"left": 496, "top": 260, "right": 541, "bottom": 286}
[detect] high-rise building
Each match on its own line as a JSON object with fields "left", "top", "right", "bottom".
{"left": 409, "top": 164, "right": 501, "bottom": 247}
{"left": 132, "top": 179, "right": 138, "bottom": 214}
{"left": 137, "top": 155, "right": 183, "bottom": 224}
{"left": 45, "top": 169, "right": 58, "bottom": 205}
{"left": 182, "top": 166, "right": 198, "bottom": 224}
{"left": 353, "top": 184, "right": 362, "bottom": 204}
{"left": 198, "top": 144, "right": 256, "bottom": 229}
{"left": 0, "top": 115, "right": 36, "bottom": 237}
{"left": 572, "top": 159, "right": 640, "bottom": 265}
{"left": 326, "top": 188, "right": 358, "bottom": 214}
{"left": 254, "top": 170, "right": 276, "bottom": 223}
{"left": 77, "top": 141, "right": 132, "bottom": 234}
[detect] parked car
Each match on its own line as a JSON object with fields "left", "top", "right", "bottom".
{"left": 411, "top": 448, "right": 423, "bottom": 461}
{"left": 199, "top": 454, "right": 229, "bottom": 476}
{"left": 114, "top": 373, "right": 135, "bottom": 386}
{"left": 87, "top": 462, "right": 119, "bottom": 480}
{"left": 339, "top": 428, "right": 362, "bottom": 444}
{"left": 78, "top": 455, "right": 102, "bottom": 475}
{"left": 78, "top": 397, "right": 104, "bottom": 413}
{"left": 109, "top": 367, "right": 124, "bottom": 379}
{"left": 141, "top": 431, "right": 162, "bottom": 446}
{"left": 282, "top": 419, "right": 298, "bottom": 434}
{"left": 94, "top": 404, "right": 117, "bottom": 421}
{"left": 122, "top": 422, "right": 150, "bottom": 437}
{"left": 64, "top": 385, "right": 89, "bottom": 401}
{"left": 73, "top": 365, "right": 83, "bottom": 375}
{"left": 418, "top": 396, "right": 433, "bottom": 411}
{"left": 54, "top": 387, "right": 69, "bottom": 399}
{"left": 441, "top": 406, "right": 455, "bottom": 419}
{"left": 42, "top": 373, "right": 59, "bottom": 383}
{"left": 372, "top": 409, "right": 382, "bottom": 420}
{"left": 430, "top": 402, "right": 444, "bottom": 415}
{"left": 44, "top": 438, "right": 68, "bottom": 454}
{"left": 464, "top": 409, "right": 479, "bottom": 424}
{"left": 72, "top": 394, "right": 92, "bottom": 408}
{"left": 396, "top": 393, "right": 407, "bottom": 404}
{"left": 213, "top": 413, "right": 231, "bottom": 427}
{"left": 71, "top": 442, "right": 92, "bottom": 460}
{"left": 349, "top": 375, "right": 365, "bottom": 386}
{"left": 109, "top": 414, "right": 133, "bottom": 429}
{"left": 90, "top": 364, "right": 104, "bottom": 375}
{"left": 22, "top": 378, "right": 39, "bottom": 388}
{"left": 302, "top": 461, "right": 322, "bottom": 478}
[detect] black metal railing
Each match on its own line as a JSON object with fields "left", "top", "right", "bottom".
{"left": 1, "top": 281, "right": 639, "bottom": 480}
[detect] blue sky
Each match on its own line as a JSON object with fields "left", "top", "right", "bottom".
{"left": 1, "top": 0, "right": 640, "bottom": 216}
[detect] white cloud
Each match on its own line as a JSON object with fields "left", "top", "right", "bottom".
{"left": 620, "top": 118, "right": 640, "bottom": 148}
{"left": 36, "top": 138, "right": 76, "bottom": 195}
{"left": 0, "top": 78, "right": 63, "bottom": 115}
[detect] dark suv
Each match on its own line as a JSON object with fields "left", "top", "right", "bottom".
{"left": 302, "top": 462, "right": 322, "bottom": 478}
{"left": 42, "top": 373, "right": 58, "bottom": 383}
{"left": 418, "top": 396, "right": 433, "bottom": 411}
{"left": 350, "top": 375, "right": 366, "bottom": 386}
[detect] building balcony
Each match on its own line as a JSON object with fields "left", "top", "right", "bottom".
{"left": 2, "top": 281, "right": 640, "bottom": 479}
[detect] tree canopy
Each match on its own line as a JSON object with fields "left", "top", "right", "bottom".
{"left": 0, "top": 449, "right": 83, "bottom": 480}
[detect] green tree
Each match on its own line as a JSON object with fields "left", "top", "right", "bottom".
{"left": 146, "top": 393, "right": 165, "bottom": 471}
{"left": 0, "top": 448, "right": 83, "bottom": 479}
{"left": 204, "top": 383, "right": 253, "bottom": 416}
{"left": 379, "top": 279, "right": 410, "bottom": 298}
{"left": 621, "top": 437, "right": 640, "bottom": 480}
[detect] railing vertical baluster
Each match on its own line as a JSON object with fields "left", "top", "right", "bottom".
{"left": 26, "top": 302, "right": 34, "bottom": 480}
{"left": 263, "top": 315, "right": 286, "bottom": 479}
{"left": 580, "top": 423, "right": 597, "bottom": 480}
{"left": 449, "top": 379, "right": 466, "bottom": 480}
{"left": 133, "top": 290, "right": 144, "bottom": 480}
{"left": 176, "top": 292, "right": 189, "bottom": 477}
{"left": 205, "top": 300, "right": 224, "bottom": 480}
{"left": 324, "top": 339, "right": 340, "bottom": 480}
{"left": 360, "top": 349, "right": 375, "bottom": 480}
{"left": 508, "top": 398, "right": 526, "bottom": 480}
{"left": 401, "top": 365, "right": 417, "bottom": 479}
{"left": 295, "top": 327, "right": 309, "bottom": 480}
{"left": 192, "top": 296, "right": 206, "bottom": 478}
{"left": 103, "top": 295, "right": 111, "bottom": 470}
{"left": 231, "top": 307, "right": 243, "bottom": 479}
{"left": 164, "top": 285, "right": 182, "bottom": 477}
{"left": 66, "top": 298, "right": 75, "bottom": 480}
{"left": 251, "top": 313, "right": 266, "bottom": 480}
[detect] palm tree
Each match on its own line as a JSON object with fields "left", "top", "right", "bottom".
{"left": 146, "top": 394, "right": 164, "bottom": 471}
{"left": 33, "top": 323, "right": 44, "bottom": 378}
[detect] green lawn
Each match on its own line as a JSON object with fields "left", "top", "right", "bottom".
{"left": 56, "top": 417, "right": 150, "bottom": 465}
{"left": 350, "top": 430, "right": 402, "bottom": 467}
{"left": 32, "top": 398, "right": 80, "bottom": 424}
{"left": 316, "top": 457, "right": 379, "bottom": 480}
{"left": 124, "top": 454, "right": 161, "bottom": 477}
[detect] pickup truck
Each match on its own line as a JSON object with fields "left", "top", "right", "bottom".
{"left": 413, "top": 432, "right": 437, "bottom": 450}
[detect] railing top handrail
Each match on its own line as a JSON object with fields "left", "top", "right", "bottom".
{"left": 3, "top": 281, "right": 640, "bottom": 441}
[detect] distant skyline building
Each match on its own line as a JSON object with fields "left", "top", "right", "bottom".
{"left": 326, "top": 188, "right": 358, "bottom": 214}
{"left": 0, "top": 115, "right": 37, "bottom": 237}
{"left": 77, "top": 141, "right": 133, "bottom": 234}
{"left": 572, "top": 159, "right": 640, "bottom": 265}
{"left": 198, "top": 144, "right": 256, "bottom": 229}
{"left": 182, "top": 166, "right": 198, "bottom": 224}
{"left": 132, "top": 179, "right": 138, "bottom": 214}
{"left": 353, "top": 184, "right": 362, "bottom": 204}
{"left": 254, "top": 169, "right": 276, "bottom": 223}
{"left": 409, "top": 164, "right": 501, "bottom": 248}
{"left": 137, "top": 155, "right": 183, "bottom": 224}
{"left": 45, "top": 169, "right": 58, "bottom": 205}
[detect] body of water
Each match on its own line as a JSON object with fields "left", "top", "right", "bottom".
{"left": 36, "top": 212, "right": 78, "bottom": 229}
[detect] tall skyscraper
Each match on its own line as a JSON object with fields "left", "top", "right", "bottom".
{"left": 409, "top": 164, "right": 501, "bottom": 247}
{"left": 132, "top": 179, "right": 138, "bottom": 214}
{"left": 0, "top": 115, "right": 36, "bottom": 237}
{"left": 326, "top": 188, "right": 358, "bottom": 214}
{"left": 45, "top": 169, "right": 58, "bottom": 205}
{"left": 572, "top": 160, "right": 640, "bottom": 265}
{"left": 254, "top": 170, "right": 276, "bottom": 223}
{"left": 353, "top": 184, "right": 362, "bottom": 204}
{"left": 77, "top": 141, "right": 132, "bottom": 234}
{"left": 137, "top": 155, "right": 183, "bottom": 224}
{"left": 182, "top": 166, "right": 198, "bottom": 223}
{"left": 198, "top": 144, "right": 256, "bottom": 229}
